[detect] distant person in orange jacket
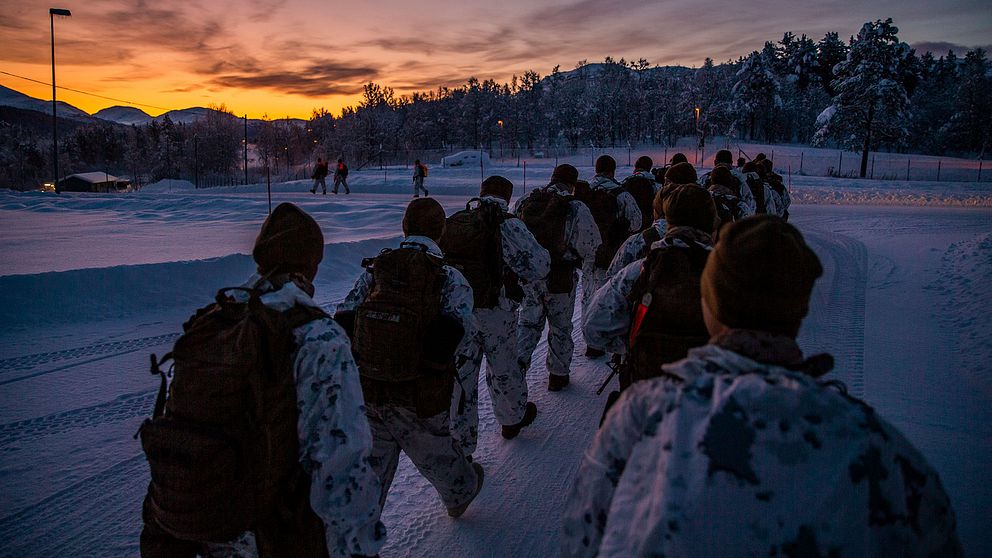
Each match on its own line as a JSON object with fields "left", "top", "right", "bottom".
{"left": 413, "top": 159, "right": 429, "bottom": 197}
{"left": 333, "top": 159, "right": 350, "bottom": 194}
{"left": 310, "top": 157, "right": 329, "bottom": 194}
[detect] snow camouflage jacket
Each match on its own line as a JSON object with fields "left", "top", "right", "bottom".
{"left": 513, "top": 183, "right": 602, "bottom": 281}
{"left": 562, "top": 330, "right": 962, "bottom": 558}
{"left": 583, "top": 226, "right": 712, "bottom": 354}
{"left": 337, "top": 235, "right": 477, "bottom": 350}
{"left": 235, "top": 276, "right": 386, "bottom": 558}
{"left": 589, "top": 175, "right": 643, "bottom": 237}
{"left": 605, "top": 218, "right": 668, "bottom": 277}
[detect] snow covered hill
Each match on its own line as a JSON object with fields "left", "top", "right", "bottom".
{"left": 92, "top": 106, "right": 153, "bottom": 126}
{"left": 0, "top": 168, "right": 989, "bottom": 556}
{"left": 0, "top": 84, "right": 90, "bottom": 120}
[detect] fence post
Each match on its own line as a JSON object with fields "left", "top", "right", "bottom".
{"left": 664, "top": 147, "right": 668, "bottom": 165}
{"left": 906, "top": 158, "right": 911, "bottom": 181}
{"left": 979, "top": 160, "right": 983, "bottom": 182}
{"left": 870, "top": 155, "right": 875, "bottom": 180}
{"left": 800, "top": 151, "right": 804, "bottom": 174}
{"left": 266, "top": 166, "right": 271, "bottom": 215}
{"left": 837, "top": 151, "right": 843, "bottom": 176}
{"left": 937, "top": 160, "right": 941, "bottom": 181}
{"left": 771, "top": 149, "right": 774, "bottom": 162}
{"left": 266, "top": 166, "right": 271, "bottom": 214}
{"left": 523, "top": 161, "right": 527, "bottom": 191}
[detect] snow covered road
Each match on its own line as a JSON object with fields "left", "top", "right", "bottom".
{"left": 0, "top": 188, "right": 989, "bottom": 556}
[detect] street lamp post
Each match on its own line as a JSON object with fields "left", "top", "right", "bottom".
{"left": 50, "top": 8, "right": 71, "bottom": 194}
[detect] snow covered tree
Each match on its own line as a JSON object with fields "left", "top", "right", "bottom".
{"left": 816, "top": 32, "right": 848, "bottom": 97}
{"left": 947, "top": 49, "right": 992, "bottom": 156}
{"left": 815, "top": 19, "right": 917, "bottom": 177}
{"left": 732, "top": 45, "right": 783, "bottom": 141}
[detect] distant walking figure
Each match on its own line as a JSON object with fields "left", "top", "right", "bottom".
{"left": 333, "top": 158, "right": 350, "bottom": 194}
{"left": 413, "top": 159, "right": 429, "bottom": 197}
{"left": 310, "top": 157, "right": 329, "bottom": 194}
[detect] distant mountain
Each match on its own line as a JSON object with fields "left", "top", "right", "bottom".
{"left": 92, "top": 105, "right": 152, "bottom": 125}
{"left": 0, "top": 84, "right": 90, "bottom": 120}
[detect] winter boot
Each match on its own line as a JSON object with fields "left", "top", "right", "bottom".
{"left": 425, "top": 189, "right": 430, "bottom": 196}
{"left": 447, "top": 462, "right": 485, "bottom": 518}
{"left": 548, "top": 373, "right": 570, "bottom": 392}
{"left": 501, "top": 402, "right": 538, "bottom": 439}
{"left": 585, "top": 347, "right": 606, "bottom": 358}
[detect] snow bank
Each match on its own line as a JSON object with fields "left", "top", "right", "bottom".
{"left": 141, "top": 179, "right": 196, "bottom": 193}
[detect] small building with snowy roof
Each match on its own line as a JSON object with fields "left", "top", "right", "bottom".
{"left": 58, "top": 172, "right": 130, "bottom": 193}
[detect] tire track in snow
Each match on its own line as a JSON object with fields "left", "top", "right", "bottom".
{"left": 802, "top": 231, "right": 868, "bottom": 399}
{"left": 0, "top": 389, "right": 156, "bottom": 448}
{"left": 0, "top": 333, "right": 180, "bottom": 374}
{"left": 0, "top": 453, "right": 146, "bottom": 557}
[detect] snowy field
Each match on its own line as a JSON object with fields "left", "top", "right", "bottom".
{"left": 0, "top": 165, "right": 990, "bottom": 557}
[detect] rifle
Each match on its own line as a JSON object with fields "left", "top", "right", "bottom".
{"left": 596, "top": 354, "right": 623, "bottom": 395}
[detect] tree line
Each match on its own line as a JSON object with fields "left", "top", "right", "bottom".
{"left": 1, "top": 18, "right": 989, "bottom": 189}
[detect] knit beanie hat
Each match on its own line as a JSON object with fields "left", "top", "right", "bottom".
{"left": 403, "top": 197, "right": 446, "bottom": 241}
{"left": 665, "top": 162, "right": 697, "bottom": 185}
{"left": 714, "top": 149, "right": 733, "bottom": 166}
{"left": 709, "top": 165, "right": 735, "bottom": 189}
{"left": 595, "top": 155, "right": 617, "bottom": 175}
{"left": 253, "top": 203, "right": 324, "bottom": 276}
{"left": 551, "top": 164, "right": 579, "bottom": 186}
{"left": 635, "top": 155, "right": 653, "bottom": 171}
{"left": 481, "top": 175, "right": 514, "bottom": 202}
{"left": 662, "top": 184, "right": 717, "bottom": 234}
{"left": 701, "top": 215, "right": 823, "bottom": 337}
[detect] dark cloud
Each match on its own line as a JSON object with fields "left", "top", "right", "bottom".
{"left": 209, "top": 61, "right": 380, "bottom": 96}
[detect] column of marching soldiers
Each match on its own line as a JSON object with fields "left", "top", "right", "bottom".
{"left": 136, "top": 150, "right": 963, "bottom": 557}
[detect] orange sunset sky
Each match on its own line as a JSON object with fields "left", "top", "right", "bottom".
{"left": 2, "top": 0, "right": 990, "bottom": 120}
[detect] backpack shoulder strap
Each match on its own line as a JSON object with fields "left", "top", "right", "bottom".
{"left": 642, "top": 226, "right": 662, "bottom": 246}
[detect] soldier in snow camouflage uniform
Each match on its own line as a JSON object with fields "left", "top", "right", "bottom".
{"left": 580, "top": 156, "right": 642, "bottom": 357}
{"left": 337, "top": 199, "right": 483, "bottom": 518}
{"left": 605, "top": 188, "right": 669, "bottom": 277}
{"left": 563, "top": 216, "right": 962, "bottom": 558}
{"left": 449, "top": 177, "right": 551, "bottom": 451}
{"left": 514, "top": 164, "right": 601, "bottom": 391}
{"left": 141, "top": 204, "right": 385, "bottom": 558}
{"left": 698, "top": 149, "right": 757, "bottom": 217}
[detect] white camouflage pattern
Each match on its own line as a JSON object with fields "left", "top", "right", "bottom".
{"left": 562, "top": 333, "right": 962, "bottom": 558}
{"left": 605, "top": 218, "right": 667, "bottom": 277}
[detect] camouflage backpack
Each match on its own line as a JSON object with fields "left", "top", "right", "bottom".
{"left": 139, "top": 287, "right": 329, "bottom": 554}
{"left": 622, "top": 241, "right": 711, "bottom": 390}
{"left": 746, "top": 173, "right": 767, "bottom": 214}
{"left": 439, "top": 198, "right": 507, "bottom": 309}
{"left": 517, "top": 185, "right": 575, "bottom": 293}
{"left": 581, "top": 184, "right": 631, "bottom": 269}
{"left": 622, "top": 174, "right": 657, "bottom": 232}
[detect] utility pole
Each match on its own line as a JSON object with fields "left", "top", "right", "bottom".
{"left": 50, "top": 8, "right": 71, "bottom": 193}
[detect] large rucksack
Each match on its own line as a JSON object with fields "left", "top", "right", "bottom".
{"left": 745, "top": 173, "right": 767, "bottom": 215}
{"left": 621, "top": 174, "right": 657, "bottom": 232}
{"left": 439, "top": 198, "right": 507, "bottom": 309}
{"left": 139, "top": 287, "right": 329, "bottom": 554}
{"left": 621, "top": 241, "right": 711, "bottom": 389}
{"left": 352, "top": 244, "right": 461, "bottom": 417}
{"left": 580, "top": 183, "right": 631, "bottom": 269}
{"left": 517, "top": 186, "right": 575, "bottom": 294}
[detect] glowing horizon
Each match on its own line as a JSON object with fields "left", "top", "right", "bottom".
{"left": 2, "top": 0, "right": 990, "bottom": 120}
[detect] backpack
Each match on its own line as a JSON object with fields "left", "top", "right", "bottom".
{"left": 517, "top": 186, "right": 575, "bottom": 294}
{"left": 439, "top": 198, "right": 507, "bottom": 309}
{"left": 636, "top": 226, "right": 662, "bottom": 260}
{"left": 339, "top": 163, "right": 348, "bottom": 178}
{"left": 422, "top": 165, "right": 429, "bottom": 177}
{"left": 622, "top": 174, "right": 657, "bottom": 232}
{"left": 139, "top": 287, "right": 329, "bottom": 550}
{"left": 708, "top": 186, "right": 739, "bottom": 228}
{"left": 621, "top": 242, "right": 710, "bottom": 390}
{"left": 745, "top": 174, "right": 767, "bottom": 215}
{"left": 352, "top": 244, "right": 462, "bottom": 417}
{"left": 580, "top": 183, "right": 631, "bottom": 269}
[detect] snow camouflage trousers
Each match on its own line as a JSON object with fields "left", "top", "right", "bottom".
{"left": 366, "top": 402, "right": 478, "bottom": 510}
{"left": 452, "top": 307, "right": 530, "bottom": 453}
{"left": 413, "top": 176, "right": 427, "bottom": 196}
{"left": 580, "top": 267, "right": 609, "bottom": 341}
{"left": 517, "top": 283, "right": 577, "bottom": 378}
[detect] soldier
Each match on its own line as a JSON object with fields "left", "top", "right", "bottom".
{"left": 584, "top": 184, "right": 716, "bottom": 391}
{"left": 620, "top": 155, "right": 660, "bottom": 232}
{"left": 578, "top": 155, "right": 642, "bottom": 358}
{"left": 440, "top": 176, "right": 550, "bottom": 449}
{"left": 332, "top": 158, "right": 350, "bottom": 195}
{"left": 336, "top": 198, "right": 484, "bottom": 519}
{"left": 742, "top": 161, "right": 777, "bottom": 214}
{"left": 564, "top": 216, "right": 962, "bottom": 558}
{"left": 413, "top": 159, "right": 429, "bottom": 197}
{"left": 514, "top": 164, "right": 601, "bottom": 391}
{"left": 698, "top": 149, "right": 756, "bottom": 218}
{"left": 310, "top": 157, "right": 329, "bottom": 194}
{"left": 761, "top": 159, "right": 790, "bottom": 219}
{"left": 140, "top": 203, "right": 385, "bottom": 558}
